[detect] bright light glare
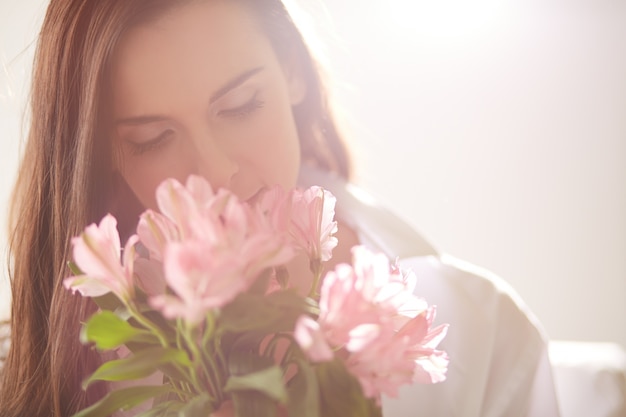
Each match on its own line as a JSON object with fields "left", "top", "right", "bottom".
{"left": 281, "top": 0, "right": 332, "bottom": 67}
{"left": 389, "top": 0, "right": 508, "bottom": 40}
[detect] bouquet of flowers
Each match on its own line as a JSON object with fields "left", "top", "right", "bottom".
{"left": 64, "top": 175, "right": 449, "bottom": 417}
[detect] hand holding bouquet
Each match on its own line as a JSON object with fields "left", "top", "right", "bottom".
{"left": 65, "top": 176, "right": 449, "bottom": 417}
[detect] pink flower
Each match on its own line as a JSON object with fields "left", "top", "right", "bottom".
{"left": 254, "top": 186, "right": 293, "bottom": 236}
{"left": 289, "top": 187, "right": 338, "bottom": 262}
{"left": 344, "top": 328, "right": 415, "bottom": 399}
{"left": 147, "top": 176, "right": 295, "bottom": 325}
{"left": 64, "top": 214, "right": 138, "bottom": 300}
{"left": 314, "top": 262, "right": 383, "bottom": 349}
{"left": 346, "top": 308, "right": 449, "bottom": 400}
{"left": 398, "top": 307, "right": 449, "bottom": 384}
{"left": 294, "top": 245, "right": 449, "bottom": 402}
{"left": 293, "top": 316, "right": 334, "bottom": 362}
{"left": 154, "top": 176, "right": 217, "bottom": 242}
{"left": 137, "top": 210, "right": 179, "bottom": 262}
{"left": 150, "top": 239, "right": 251, "bottom": 325}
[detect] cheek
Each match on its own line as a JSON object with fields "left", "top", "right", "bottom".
{"left": 123, "top": 170, "right": 161, "bottom": 210}
{"left": 117, "top": 147, "right": 195, "bottom": 210}
{"left": 240, "top": 104, "right": 301, "bottom": 188}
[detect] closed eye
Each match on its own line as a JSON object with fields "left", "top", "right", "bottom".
{"left": 218, "top": 94, "right": 265, "bottom": 119}
{"left": 127, "top": 129, "right": 174, "bottom": 156}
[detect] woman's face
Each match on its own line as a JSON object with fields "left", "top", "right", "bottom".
{"left": 110, "top": 1, "right": 305, "bottom": 210}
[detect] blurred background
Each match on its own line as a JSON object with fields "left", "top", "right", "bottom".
{"left": 1, "top": 0, "right": 625, "bottom": 348}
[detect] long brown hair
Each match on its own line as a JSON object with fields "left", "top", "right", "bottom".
{"left": 0, "top": 1, "right": 350, "bottom": 416}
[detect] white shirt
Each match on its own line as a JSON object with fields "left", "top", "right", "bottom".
{"left": 384, "top": 255, "right": 560, "bottom": 416}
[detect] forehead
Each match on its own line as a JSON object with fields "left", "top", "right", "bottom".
{"left": 110, "top": 1, "right": 279, "bottom": 116}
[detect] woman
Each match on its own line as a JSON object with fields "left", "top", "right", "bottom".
{"left": 0, "top": 0, "right": 560, "bottom": 416}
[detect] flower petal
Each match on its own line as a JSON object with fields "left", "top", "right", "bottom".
{"left": 294, "top": 315, "right": 334, "bottom": 362}
{"left": 63, "top": 275, "right": 112, "bottom": 297}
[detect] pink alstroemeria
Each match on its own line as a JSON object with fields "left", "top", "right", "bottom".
{"left": 398, "top": 307, "right": 449, "bottom": 384}
{"left": 346, "top": 308, "right": 449, "bottom": 400}
{"left": 293, "top": 315, "right": 334, "bottom": 362}
{"left": 254, "top": 186, "right": 293, "bottom": 236}
{"left": 344, "top": 327, "right": 415, "bottom": 400}
{"left": 204, "top": 187, "right": 295, "bottom": 279}
{"left": 150, "top": 239, "right": 250, "bottom": 325}
{"left": 64, "top": 214, "right": 138, "bottom": 301}
{"left": 294, "top": 245, "right": 449, "bottom": 403}
{"left": 155, "top": 176, "right": 217, "bottom": 242}
{"left": 137, "top": 210, "right": 180, "bottom": 262}
{"left": 147, "top": 176, "right": 294, "bottom": 325}
{"left": 289, "top": 186, "right": 338, "bottom": 263}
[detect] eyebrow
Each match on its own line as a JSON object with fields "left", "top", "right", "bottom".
{"left": 115, "top": 66, "right": 265, "bottom": 126}
{"left": 210, "top": 66, "right": 264, "bottom": 103}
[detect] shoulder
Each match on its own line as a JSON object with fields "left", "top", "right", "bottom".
{"left": 405, "top": 254, "right": 546, "bottom": 335}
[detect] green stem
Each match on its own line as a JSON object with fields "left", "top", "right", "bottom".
{"left": 201, "top": 312, "right": 215, "bottom": 348}
{"left": 167, "top": 377, "right": 187, "bottom": 401}
{"left": 197, "top": 314, "right": 222, "bottom": 401}
{"left": 179, "top": 321, "right": 204, "bottom": 394}
{"left": 214, "top": 335, "right": 227, "bottom": 381}
{"left": 307, "top": 258, "right": 323, "bottom": 299}
{"left": 125, "top": 302, "right": 169, "bottom": 348}
{"left": 200, "top": 342, "right": 221, "bottom": 403}
{"left": 126, "top": 303, "right": 198, "bottom": 397}
{"left": 261, "top": 332, "right": 301, "bottom": 378}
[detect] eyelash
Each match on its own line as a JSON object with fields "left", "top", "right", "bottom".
{"left": 128, "top": 96, "right": 265, "bottom": 156}
{"left": 218, "top": 95, "right": 265, "bottom": 119}
{"left": 129, "top": 129, "right": 173, "bottom": 156}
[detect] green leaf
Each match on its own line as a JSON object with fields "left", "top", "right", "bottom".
{"left": 134, "top": 401, "right": 183, "bottom": 417}
{"left": 286, "top": 358, "right": 320, "bottom": 417}
{"left": 232, "top": 390, "right": 277, "bottom": 417}
{"left": 316, "top": 360, "right": 382, "bottom": 417}
{"left": 151, "top": 387, "right": 182, "bottom": 408}
{"left": 224, "top": 366, "right": 287, "bottom": 403}
{"left": 83, "top": 347, "right": 191, "bottom": 389}
{"left": 157, "top": 363, "right": 193, "bottom": 385}
{"left": 226, "top": 349, "right": 286, "bottom": 417}
{"left": 121, "top": 312, "right": 179, "bottom": 356}
{"left": 220, "top": 293, "right": 283, "bottom": 333}
{"left": 228, "top": 348, "right": 272, "bottom": 375}
{"left": 220, "top": 290, "right": 313, "bottom": 335}
{"left": 70, "top": 385, "right": 174, "bottom": 417}
{"left": 135, "top": 397, "right": 189, "bottom": 417}
{"left": 177, "top": 393, "right": 215, "bottom": 417}
{"left": 81, "top": 310, "right": 156, "bottom": 350}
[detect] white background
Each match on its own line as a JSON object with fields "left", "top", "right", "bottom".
{"left": 1, "top": 0, "right": 625, "bottom": 347}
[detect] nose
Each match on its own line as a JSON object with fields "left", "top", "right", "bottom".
{"left": 190, "top": 134, "right": 239, "bottom": 191}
